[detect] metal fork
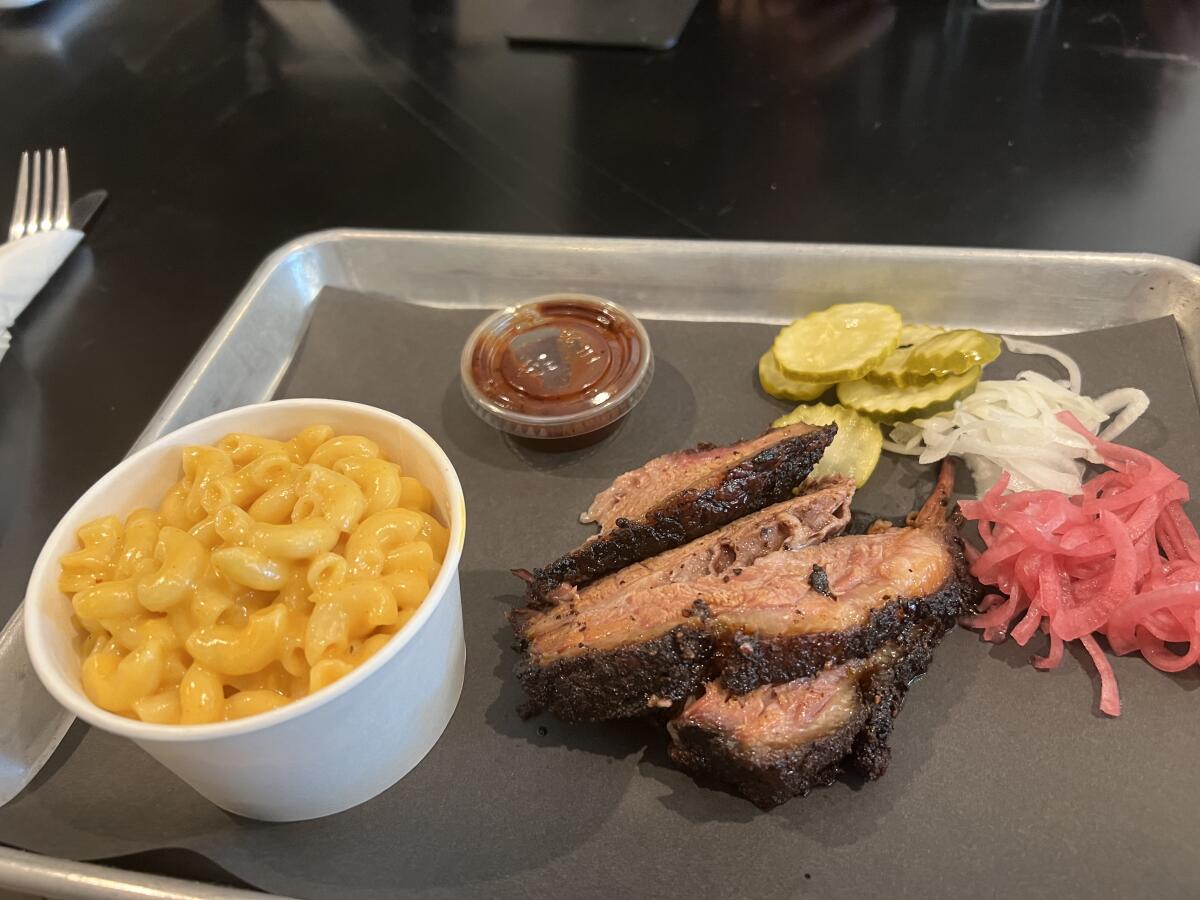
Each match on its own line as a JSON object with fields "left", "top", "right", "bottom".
{"left": 0, "top": 147, "right": 79, "bottom": 810}
{"left": 7, "top": 148, "right": 69, "bottom": 242}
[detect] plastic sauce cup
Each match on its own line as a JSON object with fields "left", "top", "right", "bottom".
{"left": 460, "top": 294, "right": 654, "bottom": 440}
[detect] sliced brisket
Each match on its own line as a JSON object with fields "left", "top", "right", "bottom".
{"left": 516, "top": 477, "right": 855, "bottom": 623}
{"left": 667, "top": 619, "right": 947, "bottom": 808}
{"left": 521, "top": 422, "right": 837, "bottom": 605}
{"left": 511, "top": 480, "right": 856, "bottom": 722}
{"left": 515, "top": 462, "right": 976, "bottom": 722}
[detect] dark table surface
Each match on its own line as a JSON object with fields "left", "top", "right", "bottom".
{"left": 2, "top": 0, "right": 1200, "bottom": 888}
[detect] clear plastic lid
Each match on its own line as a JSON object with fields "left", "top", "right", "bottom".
{"left": 460, "top": 293, "right": 654, "bottom": 439}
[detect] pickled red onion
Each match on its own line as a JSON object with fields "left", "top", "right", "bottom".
{"left": 961, "top": 412, "right": 1200, "bottom": 716}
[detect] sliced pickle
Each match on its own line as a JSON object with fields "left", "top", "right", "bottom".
{"left": 836, "top": 367, "right": 981, "bottom": 422}
{"left": 758, "top": 351, "right": 833, "bottom": 401}
{"left": 864, "top": 324, "right": 948, "bottom": 386}
{"left": 771, "top": 302, "right": 902, "bottom": 383}
{"left": 906, "top": 329, "right": 1002, "bottom": 379}
{"left": 771, "top": 403, "right": 882, "bottom": 488}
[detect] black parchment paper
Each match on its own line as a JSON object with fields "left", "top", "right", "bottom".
{"left": 3, "top": 290, "right": 1199, "bottom": 899}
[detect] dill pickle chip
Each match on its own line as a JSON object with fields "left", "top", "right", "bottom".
{"left": 906, "top": 329, "right": 1002, "bottom": 378}
{"left": 771, "top": 302, "right": 902, "bottom": 383}
{"left": 836, "top": 367, "right": 981, "bottom": 422}
{"left": 771, "top": 403, "right": 882, "bottom": 488}
{"left": 864, "top": 324, "right": 947, "bottom": 386}
{"left": 758, "top": 351, "right": 833, "bottom": 402}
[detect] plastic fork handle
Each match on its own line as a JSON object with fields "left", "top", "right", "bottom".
{"left": 0, "top": 604, "right": 74, "bottom": 807}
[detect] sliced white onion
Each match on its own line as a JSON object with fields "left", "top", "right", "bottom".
{"left": 1003, "top": 336, "right": 1083, "bottom": 393}
{"left": 1095, "top": 387, "right": 1150, "bottom": 441}
{"left": 886, "top": 343, "right": 1149, "bottom": 496}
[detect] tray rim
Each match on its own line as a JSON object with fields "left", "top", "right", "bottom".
{"left": 0, "top": 845, "right": 287, "bottom": 900}
{"left": 12, "top": 228, "right": 1200, "bottom": 900}
{"left": 139, "top": 227, "right": 1200, "bottom": 448}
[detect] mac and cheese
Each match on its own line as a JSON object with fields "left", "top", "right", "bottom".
{"left": 60, "top": 426, "right": 446, "bottom": 723}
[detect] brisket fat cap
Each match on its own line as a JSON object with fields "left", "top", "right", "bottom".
{"left": 520, "top": 422, "right": 837, "bottom": 606}
{"left": 667, "top": 620, "right": 947, "bottom": 809}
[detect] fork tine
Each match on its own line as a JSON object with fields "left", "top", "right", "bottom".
{"left": 27, "top": 150, "right": 41, "bottom": 235}
{"left": 39, "top": 148, "right": 54, "bottom": 233}
{"left": 8, "top": 151, "right": 28, "bottom": 241}
{"left": 54, "top": 148, "right": 69, "bottom": 230}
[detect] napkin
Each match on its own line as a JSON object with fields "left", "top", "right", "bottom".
{"left": 0, "top": 228, "right": 84, "bottom": 365}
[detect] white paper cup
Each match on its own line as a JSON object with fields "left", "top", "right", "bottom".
{"left": 24, "top": 399, "right": 466, "bottom": 821}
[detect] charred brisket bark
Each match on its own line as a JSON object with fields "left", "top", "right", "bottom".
{"left": 521, "top": 424, "right": 836, "bottom": 605}
{"left": 514, "top": 575, "right": 971, "bottom": 722}
{"left": 667, "top": 619, "right": 948, "bottom": 808}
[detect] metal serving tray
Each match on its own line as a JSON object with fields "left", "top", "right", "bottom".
{"left": 6, "top": 229, "right": 1200, "bottom": 900}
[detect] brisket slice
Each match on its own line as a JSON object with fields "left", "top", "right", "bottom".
{"left": 509, "top": 480, "right": 855, "bottom": 724}
{"left": 667, "top": 619, "right": 948, "bottom": 809}
{"left": 515, "top": 462, "right": 977, "bottom": 722}
{"left": 521, "top": 423, "right": 836, "bottom": 605}
{"left": 715, "top": 558, "right": 969, "bottom": 694}
{"left": 512, "top": 477, "right": 855, "bottom": 633}
{"left": 516, "top": 524, "right": 971, "bottom": 721}
{"left": 582, "top": 424, "right": 833, "bottom": 531}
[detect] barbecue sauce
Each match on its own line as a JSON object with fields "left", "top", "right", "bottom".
{"left": 469, "top": 300, "right": 645, "bottom": 418}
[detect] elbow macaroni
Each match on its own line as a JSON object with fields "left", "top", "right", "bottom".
{"left": 59, "top": 427, "right": 446, "bottom": 723}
